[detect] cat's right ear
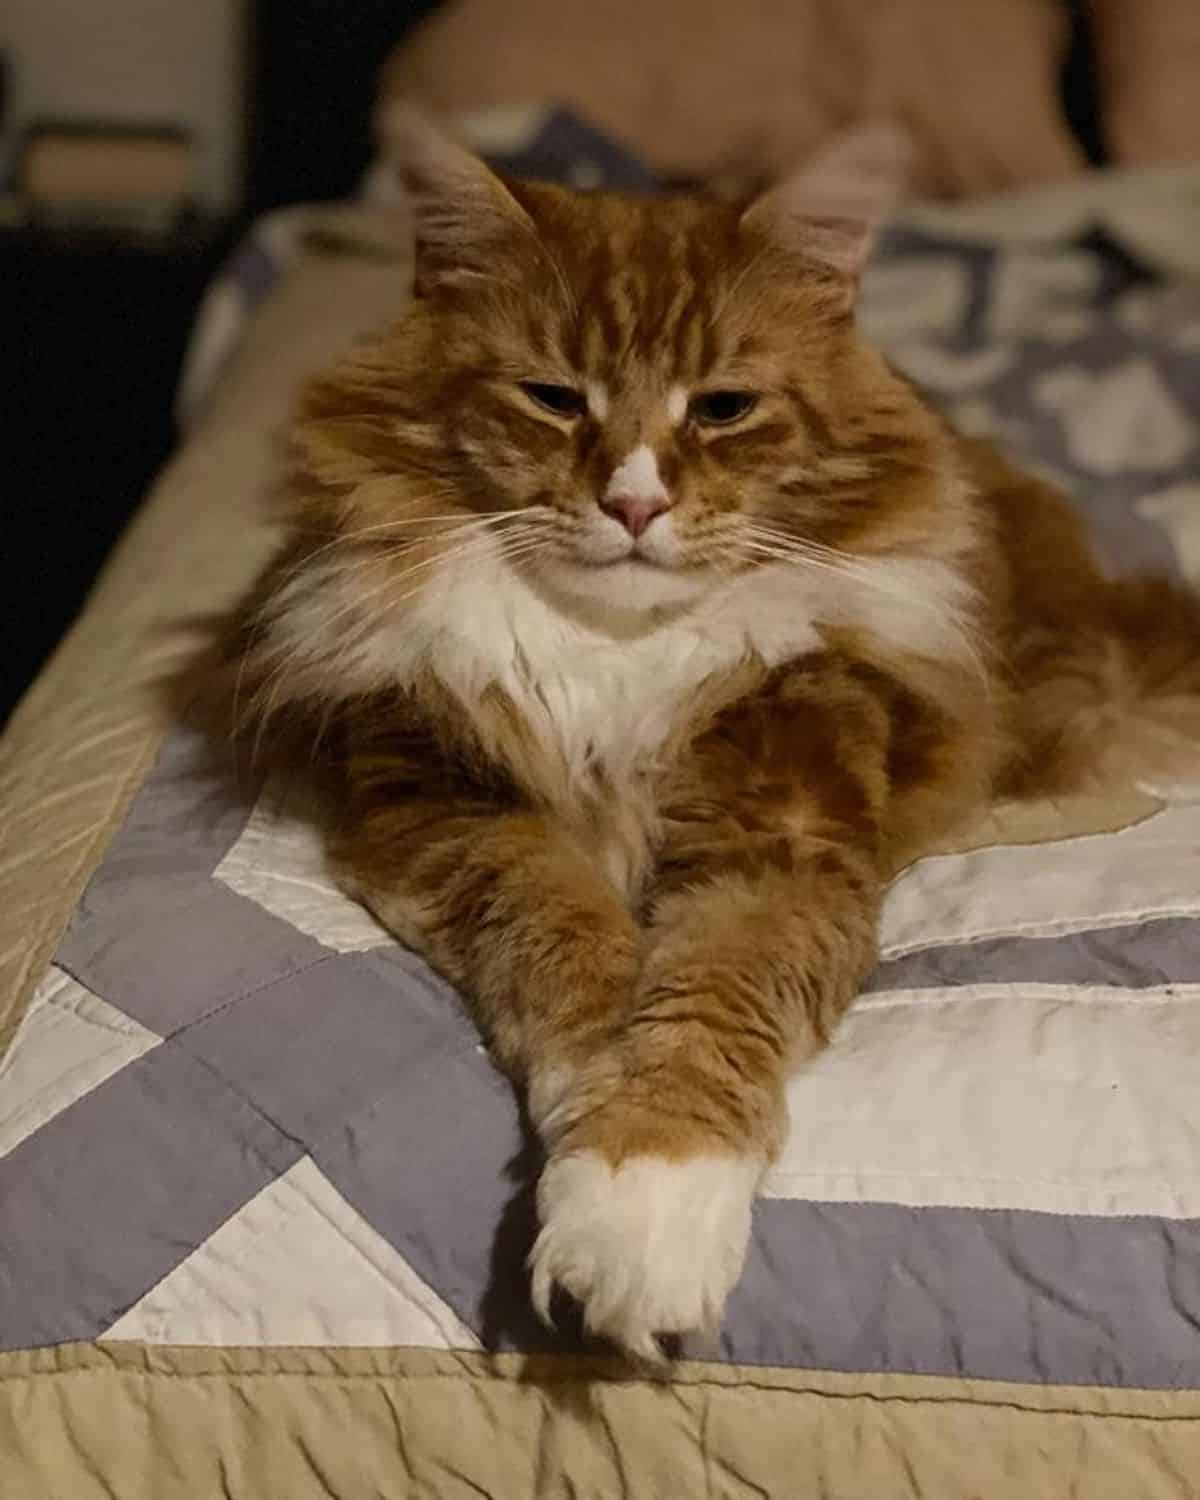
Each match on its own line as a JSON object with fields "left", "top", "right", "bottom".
{"left": 380, "top": 106, "right": 536, "bottom": 282}
{"left": 740, "top": 121, "right": 913, "bottom": 309}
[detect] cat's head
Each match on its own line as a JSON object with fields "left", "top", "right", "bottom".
{"left": 295, "top": 115, "right": 948, "bottom": 623}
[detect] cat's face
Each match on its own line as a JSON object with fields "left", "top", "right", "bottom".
{"left": 297, "top": 122, "right": 942, "bottom": 621}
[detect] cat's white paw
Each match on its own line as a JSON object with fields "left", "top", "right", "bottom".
{"left": 529, "top": 1150, "right": 762, "bottom": 1360}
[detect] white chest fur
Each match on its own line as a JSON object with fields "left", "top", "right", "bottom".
{"left": 280, "top": 561, "right": 804, "bottom": 792}
{"left": 280, "top": 549, "right": 974, "bottom": 790}
{"left": 338, "top": 561, "right": 820, "bottom": 785}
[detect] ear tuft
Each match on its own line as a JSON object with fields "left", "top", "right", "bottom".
{"left": 741, "top": 121, "right": 913, "bottom": 300}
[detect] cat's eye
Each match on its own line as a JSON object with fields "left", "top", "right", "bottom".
{"left": 520, "top": 382, "right": 586, "bottom": 418}
{"left": 689, "top": 391, "right": 759, "bottom": 426}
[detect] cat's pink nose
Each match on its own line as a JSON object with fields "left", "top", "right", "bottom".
{"left": 600, "top": 493, "right": 670, "bottom": 538}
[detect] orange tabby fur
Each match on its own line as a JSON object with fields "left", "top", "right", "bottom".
{"left": 198, "top": 120, "right": 1200, "bottom": 1359}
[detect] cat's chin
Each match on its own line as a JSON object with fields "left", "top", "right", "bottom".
{"left": 535, "top": 557, "right": 712, "bottom": 621}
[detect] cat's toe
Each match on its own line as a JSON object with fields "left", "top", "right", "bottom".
{"left": 529, "top": 1148, "right": 762, "bottom": 1360}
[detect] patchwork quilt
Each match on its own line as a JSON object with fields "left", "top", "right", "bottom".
{"left": 12, "top": 738, "right": 1200, "bottom": 1381}
{"left": 5, "top": 114, "right": 1200, "bottom": 1496}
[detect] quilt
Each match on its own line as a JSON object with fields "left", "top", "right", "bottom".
{"left": 4, "top": 112, "right": 1200, "bottom": 1497}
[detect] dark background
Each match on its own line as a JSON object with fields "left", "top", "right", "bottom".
{"left": 1, "top": 2, "right": 434, "bottom": 726}
{"left": 1, "top": 0, "right": 1101, "bottom": 727}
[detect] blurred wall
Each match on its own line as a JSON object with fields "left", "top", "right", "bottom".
{"left": 2, "top": 0, "right": 246, "bottom": 210}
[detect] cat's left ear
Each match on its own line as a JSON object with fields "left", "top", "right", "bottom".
{"left": 740, "top": 121, "right": 913, "bottom": 308}
{"left": 380, "top": 105, "right": 537, "bottom": 281}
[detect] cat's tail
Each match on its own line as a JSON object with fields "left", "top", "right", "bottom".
{"left": 1010, "top": 572, "right": 1200, "bottom": 799}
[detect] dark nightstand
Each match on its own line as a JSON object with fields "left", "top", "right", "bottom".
{"left": 2, "top": 217, "right": 235, "bottom": 724}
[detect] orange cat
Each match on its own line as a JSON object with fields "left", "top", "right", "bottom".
{"left": 209, "top": 118, "right": 1200, "bottom": 1359}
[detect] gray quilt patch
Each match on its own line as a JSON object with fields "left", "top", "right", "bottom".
{"left": 866, "top": 917, "right": 1200, "bottom": 992}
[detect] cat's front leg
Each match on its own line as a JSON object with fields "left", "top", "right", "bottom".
{"left": 530, "top": 841, "right": 882, "bottom": 1358}
{"left": 530, "top": 653, "right": 967, "bottom": 1357}
{"left": 331, "top": 715, "right": 642, "bottom": 1116}
{"left": 339, "top": 799, "right": 641, "bottom": 1099}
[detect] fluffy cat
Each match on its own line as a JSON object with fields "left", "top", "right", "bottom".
{"left": 205, "top": 117, "right": 1200, "bottom": 1359}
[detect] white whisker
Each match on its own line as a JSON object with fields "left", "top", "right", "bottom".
{"left": 264, "top": 516, "right": 550, "bottom": 630}
{"left": 739, "top": 526, "right": 989, "bottom": 687}
{"left": 287, "top": 508, "right": 537, "bottom": 574}
{"left": 284, "top": 522, "right": 561, "bottom": 660}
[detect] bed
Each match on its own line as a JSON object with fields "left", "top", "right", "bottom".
{"left": 5, "top": 52, "right": 1200, "bottom": 1500}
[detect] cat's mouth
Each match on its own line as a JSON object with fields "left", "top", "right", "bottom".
{"left": 557, "top": 541, "right": 677, "bottom": 574}
{"left": 576, "top": 526, "right": 685, "bottom": 572}
{"left": 593, "top": 554, "right": 667, "bottom": 570}
{"left": 537, "top": 548, "right": 713, "bottom": 616}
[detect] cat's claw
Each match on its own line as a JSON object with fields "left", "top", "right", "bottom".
{"left": 529, "top": 1148, "right": 762, "bottom": 1361}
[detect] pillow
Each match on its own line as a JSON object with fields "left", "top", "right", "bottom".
{"left": 1089, "top": 0, "right": 1200, "bottom": 166}
{"left": 380, "top": 0, "right": 1085, "bottom": 197}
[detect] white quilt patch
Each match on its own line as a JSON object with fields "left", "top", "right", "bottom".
{"left": 0, "top": 968, "right": 159, "bottom": 1157}
{"left": 881, "top": 800, "right": 1200, "bottom": 958}
{"left": 101, "top": 1155, "right": 481, "bottom": 1349}
{"left": 214, "top": 785, "right": 389, "bottom": 952}
{"left": 769, "top": 981, "right": 1200, "bottom": 1217}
